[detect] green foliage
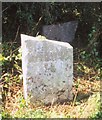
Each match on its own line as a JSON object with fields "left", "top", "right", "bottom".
{"left": 1, "top": 2, "right": 102, "bottom": 119}
{"left": 80, "top": 24, "right": 102, "bottom": 69}
{"left": 2, "top": 3, "right": 102, "bottom": 59}
{"left": 14, "top": 108, "right": 47, "bottom": 118}
{"left": 89, "top": 99, "right": 102, "bottom": 119}
{"left": 1, "top": 42, "right": 22, "bottom": 75}
{"left": 2, "top": 111, "right": 12, "bottom": 118}
{"left": 1, "top": 43, "right": 22, "bottom": 108}
{"left": 90, "top": 111, "right": 102, "bottom": 119}
{"left": 8, "top": 93, "right": 47, "bottom": 118}
{"left": 80, "top": 50, "right": 102, "bottom": 69}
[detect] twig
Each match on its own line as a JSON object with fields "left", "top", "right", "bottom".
{"left": 2, "top": 6, "right": 9, "bottom": 13}
{"left": 14, "top": 25, "right": 20, "bottom": 42}
{"left": 9, "top": 46, "right": 21, "bottom": 59}
{"left": 30, "top": 15, "right": 43, "bottom": 35}
{"left": 33, "top": 16, "right": 43, "bottom": 31}
{"left": 72, "top": 78, "right": 80, "bottom": 107}
{"left": 72, "top": 90, "right": 78, "bottom": 107}
{"left": 12, "top": 46, "right": 21, "bottom": 53}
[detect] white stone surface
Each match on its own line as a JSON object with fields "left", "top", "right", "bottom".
{"left": 21, "top": 34, "right": 73, "bottom": 105}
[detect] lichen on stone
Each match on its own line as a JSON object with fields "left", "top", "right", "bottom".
{"left": 36, "top": 35, "right": 46, "bottom": 41}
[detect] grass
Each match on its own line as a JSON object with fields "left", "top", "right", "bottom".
{"left": 1, "top": 46, "right": 101, "bottom": 118}
{"left": 1, "top": 92, "right": 101, "bottom": 118}
{"left": 1, "top": 73, "right": 101, "bottom": 118}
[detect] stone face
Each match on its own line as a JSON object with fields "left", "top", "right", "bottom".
{"left": 21, "top": 34, "right": 73, "bottom": 105}
{"left": 42, "top": 21, "right": 78, "bottom": 42}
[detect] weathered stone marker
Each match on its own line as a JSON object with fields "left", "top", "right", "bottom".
{"left": 21, "top": 34, "right": 73, "bottom": 105}
{"left": 42, "top": 21, "right": 78, "bottom": 43}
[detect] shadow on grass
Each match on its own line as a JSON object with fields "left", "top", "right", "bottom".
{"left": 76, "top": 91, "right": 93, "bottom": 102}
